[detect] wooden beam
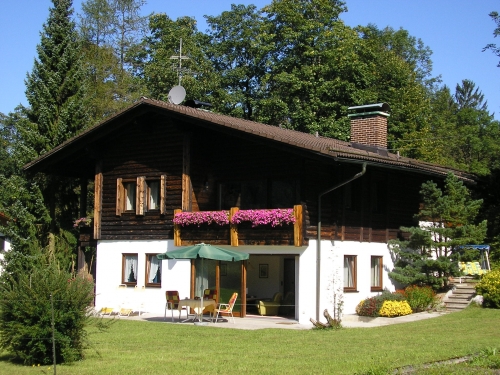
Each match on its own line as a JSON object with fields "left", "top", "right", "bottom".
{"left": 182, "top": 133, "right": 191, "bottom": 211}
{"left": 294, "top": 204, "right": 303, "bottom": 247}
{"left": 230, "top": 207, "right": 239, "bottom": 246}
{"left": 93, "top": 161, "right": 103, "bottom": 240}
{"left": 160, "top": 175, "right": 166, "bottom": 215}
{"left": 174, "top": 208, "right": 181, "bottom": 246}
{"left": 115, "top": 178, "right": 123, "bottom": 216}
{"left": 241, "top": 260, "right": 247, "bottom": 318}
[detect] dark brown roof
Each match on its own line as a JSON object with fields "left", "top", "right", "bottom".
{"left": 24, "top": 97, "right": 476, "bottom": 183}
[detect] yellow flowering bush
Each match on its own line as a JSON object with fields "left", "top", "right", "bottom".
{"left": 475, "top": 269, "right": 500, "bottom": 308}
{"left": 379, "top": 300, "right": 412, "bottom": 317}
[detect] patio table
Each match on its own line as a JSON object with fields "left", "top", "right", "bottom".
{"left": 178, "top": 298, "right": 216, "bottom": 322}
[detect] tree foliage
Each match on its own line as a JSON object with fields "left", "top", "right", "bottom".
{"left": 389, "top": 173, "right": 487, "bottom": 289}
{"left": 0, "top": 257, "right": 103, "bottom": 365}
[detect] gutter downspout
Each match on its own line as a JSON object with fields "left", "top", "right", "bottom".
{"left": 316, "top": 162, "right": 367, "bottom": 321}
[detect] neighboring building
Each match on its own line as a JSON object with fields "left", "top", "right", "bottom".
{"left": 0, "top": 212, "right": 12, "bottom": 274}
{"left": 24, "top": 99, "right": 475, "bottom": 323}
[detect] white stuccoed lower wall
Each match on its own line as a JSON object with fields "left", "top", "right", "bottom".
{"left": 316, "top": 240, "right": 396, "bottom": 317}
{"left": 0, "top": 232, "right": 11, "bottom": 275}
{"left": 94, "top": 239, "right": 395, "bottom": 324}
{"left": 95, "top": 240, "right": 191, "bottom": 316}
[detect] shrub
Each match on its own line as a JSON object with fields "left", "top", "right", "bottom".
{"left": 475, "top": 269, "right": 500, "bottom": 308}
{"left": 356, "top": 290, "right": 406, "bottom": 317}
{"left": 379, "top": 300, "right": 413, "bottom": 317}
{"left": 0, "top": 260, "right": 105, "bottom": 365}
{"left": 402, "top": 285, "right": 436, "bottom": 312}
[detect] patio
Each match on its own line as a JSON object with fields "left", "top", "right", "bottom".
{"left": 99, "top": 310, "right": 447, "bottom": 330}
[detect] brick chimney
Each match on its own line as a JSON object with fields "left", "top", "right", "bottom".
{"left": 348, "top": 103, "right": 390, "bottom": 149}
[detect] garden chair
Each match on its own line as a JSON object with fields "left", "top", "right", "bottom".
{"left": 117, "top": 284, "right": 133, "bottom": 317}
{"left": 213, "top": 292, "right": 238, "bottom": 324}
{"left": 165, "top": 290, "right": 188, "bottom": 322}
{"left": 134, "top": 285, "right": 146, "bottom": 316}
{"left": 203, "top": 288, "right": 218, "bottom": 319}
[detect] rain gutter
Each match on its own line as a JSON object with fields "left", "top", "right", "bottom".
{"left": 315, "top": 162, "right": 367, "bottom": 321}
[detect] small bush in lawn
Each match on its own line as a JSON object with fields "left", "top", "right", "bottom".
{"left": 402, "top": 285, "right": 436, "bottom": 312}
{"left": 356, "top": 290, "right": 406, "bottom": 317}
{"left": 379, "top": 301, "right": 412, "bottom": 317}
{"left": 0, "top": 260, "right": 107, "bottom": 365}
{"left": 475, "top": 269, "right": 500, "bottom": 308}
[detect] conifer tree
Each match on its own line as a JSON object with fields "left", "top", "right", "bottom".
{"left": 388, "top": 173, "right": 487, "bottom": 289}
{"left": 23, "top": 0, "right": 89, "bottom": 154}
{"left": 18, "top": 0, "right": 88, "bottom": 262}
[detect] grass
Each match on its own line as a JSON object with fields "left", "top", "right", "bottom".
{"left": 0, "top": 306, "right": 499, "bottom": 375}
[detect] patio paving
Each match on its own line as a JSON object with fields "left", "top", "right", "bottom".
{"left": 104, "top": 310, "right": 448, "bottom": 330}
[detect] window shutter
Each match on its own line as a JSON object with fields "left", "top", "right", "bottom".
{"left": 116, "top": 178, "right": 123, "bottom": 216}
{"left": 136, "top": 176, "right": 146, "bottom": 216}
{"left": 160, "top": 175, "right": 166, "bottom": 215}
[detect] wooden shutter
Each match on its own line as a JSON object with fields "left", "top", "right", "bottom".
{"left": 94, "top": 163, "right": 103, "bottom": 240}
{"left": 116, "top": 178, "right": 123, "bottom": 216}
{"left": 160, "top": 175, "right": 166, "bottom": 215}
{"left": 136, "top": 176, "right": 146, "bottom": 216}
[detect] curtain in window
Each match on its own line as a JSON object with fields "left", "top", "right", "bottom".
{"left": 149, "top": 181, "right": 159, "bottom": 210}
{"left": 125, "top": 255, "right": 138, "bottom": 282}
{"left": 125, "top": 182, "right": 135, "bottom": 210}
{"left": 371, "top": 257, "right": 381, "bottom": 287}
{"left": 344, "top": 256, "right": 354, "bottom": 288}
{"left": 149, "top": 255, "right": 161, "bottom": 283}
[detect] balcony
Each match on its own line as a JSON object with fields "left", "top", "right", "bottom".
{"left": 174, "top": 205, "right": 304, "bottom": 247}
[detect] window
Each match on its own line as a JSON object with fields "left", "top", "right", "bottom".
{"left": 147, "top": 181, "right": 160, "bottom": 210}
{"left": 371, "top": 256, "right": 383, "bottom": 291}
{"left": 344, "top": 180, "right": 361, "bottom": 212}
{"left": 219, "top": 179, "right": 297, "bottom": 210}
{"left": 370, "top": 180, "right": 387, "bottom": 214}
{"left": 116, "top": 175, "right": 166, "bottom": 216}
{"left": 124, "top": 182, "right": 136, "bottom": 211}
{"left": 0, "top": 236, "right": 4, "bottom": 252}
{"left": 344, "top": 255, "right": 357, "bottom": 292}
{"left": 122, "top": 254, "right": 138, "bottom": 286}
{"left": 146, "top": 254, "right": 162, "bottom": 287}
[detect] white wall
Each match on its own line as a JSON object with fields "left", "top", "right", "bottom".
{"left": 0, "top": 232, "right": 11, "bottom": 275}
{"left": 93, "top": 239, "right": 395, "bottom": 324}
{"left": 95, "top": 240, "right": 191, "bottom": 315}
{"left": 316, "top": 240, "right": 396, "bottom": 317}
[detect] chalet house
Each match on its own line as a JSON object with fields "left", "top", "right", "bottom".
{"left": 24, "top": 99, "right": 474, "bottom": 323}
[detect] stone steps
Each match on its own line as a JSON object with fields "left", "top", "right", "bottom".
{"left": 443, "top": 281, "right": 476, "bottom": 312}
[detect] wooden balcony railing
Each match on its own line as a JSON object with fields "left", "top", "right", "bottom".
{"left": 174, "top": 205, "right": 304, "bottom": 247}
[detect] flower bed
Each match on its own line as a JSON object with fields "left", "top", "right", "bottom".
{"left": 173, "top": 208, "right": 296, "bottom": 227}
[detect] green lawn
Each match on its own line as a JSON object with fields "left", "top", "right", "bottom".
{"left": 1, "top": 306, "right": 499, "bottom": 375}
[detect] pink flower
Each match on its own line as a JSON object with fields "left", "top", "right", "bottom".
{"left": 231, "top": 209, "right": 295, "bottom": 227}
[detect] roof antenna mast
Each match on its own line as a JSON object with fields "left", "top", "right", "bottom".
{"left": 170, "top": 38, "right": 190, "bottom": 86}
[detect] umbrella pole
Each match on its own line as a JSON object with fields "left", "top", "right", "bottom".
{"left": 200, "top": 257, "right": 203, "bottom": 322}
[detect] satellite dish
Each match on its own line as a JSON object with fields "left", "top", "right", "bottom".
{"left": 168, "top": 85, "right": 186, "bottom": 104}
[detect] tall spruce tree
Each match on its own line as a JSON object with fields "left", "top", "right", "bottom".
{"left": 23, "top": 0, "right": 89, "bottom": 154}
{"left": 19, "top": 0, "right": 88, "bottom": 263}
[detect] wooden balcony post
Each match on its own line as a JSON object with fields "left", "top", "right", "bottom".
{"left": 230, "top": 207, "right": 239, "bottom": 247}
{"left": 174, "top": 209, "right": 182, "bottom": 246}
{"left": 294, "top": 204, "right": 303, "bottom": 247}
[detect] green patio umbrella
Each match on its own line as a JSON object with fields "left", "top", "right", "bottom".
{"left": 157, "top": 243, "right": 249, "bottom": 324}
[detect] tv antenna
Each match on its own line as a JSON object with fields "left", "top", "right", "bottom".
{"left": 170, "top": 38, "right": 197, "bottom": 86}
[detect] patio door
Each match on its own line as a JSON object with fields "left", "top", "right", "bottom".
{"left": 219, "top": 260, "right": 244, "bottom": 317}
{"left": 192, "top": 259, "right": 246, "bottom": 317}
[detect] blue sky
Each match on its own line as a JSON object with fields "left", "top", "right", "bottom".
{"left": 1, "top": 0, "right": 499, "bottom": 119}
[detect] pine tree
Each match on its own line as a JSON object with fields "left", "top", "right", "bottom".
{"left": 388, "top": 173, "right": 487, "bottom": 289}
{"left": 18, "top": 0, "right": 88, "bottom": 263}
{"left": 23, "top": 0, "right": 89, "bottom": 155}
